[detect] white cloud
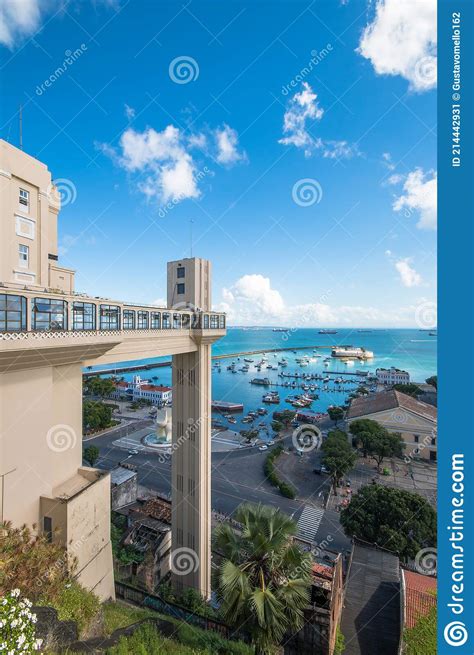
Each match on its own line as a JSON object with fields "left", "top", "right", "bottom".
{"left": 395, "top": 258, "right": 423, "bottom": 287}
{"left": 214, "top": 124, "right": 246, "bottom": 165}
{"left": 279, "top": 83, "right": 359, "bottom": 159}
{"left": 222, "top": 274, "right": 285, "bottom": 319}
{"left": 124, "top": 104, "right": 135, "bottom": 120}
{"left": 279, "top": 82, "right": 324, "bottom": 156}
{"left": 216, "top": 273, "right": 430, "bottom": 327}
{"left": 101, "top": 121, "right": 244, "bottom": 205}
{"left": 115, "top": 126, "right": 200, "bottom": 202}
{"left": 0, "top": 0, "right": 42, "bottom": 48}
{"left": 358, "top": 0, "right": 437, "bottom": 92}
{"left": 393, "top": 168, "right": 437, "bottom": 230}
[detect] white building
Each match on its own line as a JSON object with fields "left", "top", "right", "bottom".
{"left": 376, "top": 367, "right": 410, "bottom": 385}
{"left": 111, "top": 375, "right": 172, "bottom": 406}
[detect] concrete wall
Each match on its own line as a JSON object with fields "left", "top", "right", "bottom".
{"left": 111, "top": 473, "right": 138, "bottom": 510}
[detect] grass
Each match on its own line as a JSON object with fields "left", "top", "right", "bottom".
{"left": 403, "top": 606, "right": 437, "bottom": 655}
{"left": 101, "top": 601, "right": 252, "bottom": 655}
{"left": 263, "top": 446, "right": 297, "bottom": 499}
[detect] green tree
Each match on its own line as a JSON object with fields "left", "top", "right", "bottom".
{"left": 83, "top": 400, "right": 113, "bottom": 433}
{"left": 272, "top": 409, "right": 296, "bottom": 426}
{"left": 213, "top": 503, "right": 312, "bottom": 655}
{"left": 392, "top": 383, "right": 422, "bottom": 398}
{"left": 425, "top": 375, "right": 437, "bottom": 390}
{"left": 84, "top": 376, "right": 115, "bottom": 399}
{"left": 83, "top": 444, "right": 100, "bottom": 467}
{"left": 327, "top": 406, "right": 344, "bottom": 426}
{"left": 350, "top": 419, "right": 404, "bottom": 470}
{"left": 321, "top": 430, "right": 356, "bottom": 492}
{"left": 340, "top": 485, "right": 436, "bottom": 560}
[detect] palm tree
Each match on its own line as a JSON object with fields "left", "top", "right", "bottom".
{"left": 213, "top": 503, "right": 312, "bottom": 655}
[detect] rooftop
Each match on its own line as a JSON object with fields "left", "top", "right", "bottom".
{"left": 347, "top": 389, "right": 437, "bottom": 422}
{"left": 110, "top": 466, "right": 137, "bottom": 486}
{"left": 341, "top": 543, "right": 400, "bottom": 655}
{"left": 403, "top": 570, "right": 437, "bottom": 629}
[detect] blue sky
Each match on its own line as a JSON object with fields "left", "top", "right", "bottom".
{"left": 0, "top": 0, "right": 437, "bottom": 327}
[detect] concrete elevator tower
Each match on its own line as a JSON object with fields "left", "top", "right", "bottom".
{"left": 167, "top": 258, "right": 219, "bottom": 598}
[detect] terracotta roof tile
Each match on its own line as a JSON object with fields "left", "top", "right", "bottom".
{"left": 347, "top": 390, "right": 437, "bottom": 422}
{"left": 403, "top": 570, "right": 437, "bottom": 629}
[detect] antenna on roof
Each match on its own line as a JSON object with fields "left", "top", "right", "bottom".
{"left": 190, "top": 219, "right": 194, "bottom": 258}
{"left": 19, "top": 104, "right": 23, "bottom": 150}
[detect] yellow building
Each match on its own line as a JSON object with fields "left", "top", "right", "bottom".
{"left": 347, "top": 390, "right": 437, "bottom": 462}
{"left": 0, "top": 139, "right": 225, "bottom": 599}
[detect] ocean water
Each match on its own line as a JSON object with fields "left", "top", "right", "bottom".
{"left": 91, "top": 328, "right": 437, "bottom": 434}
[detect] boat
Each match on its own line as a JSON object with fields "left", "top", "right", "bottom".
{"left": 212, "top": 401, "right": 244, "bottom": 412}
{"left": 319, "top": 329, "right": 337, "bottom": 334}
{"left": 262, "top": 393, "right": 280, "bottom": 404}
{"left": 250, "top": 378, "right": 271, "bottom": 386}
{"left": 429, "top": 332, "right": 437, "bottom": 336}
{"left": 331, "top": 346, "right": 374, "bottom": 359}
{"left": 244, "top": 358, "right": 254, "bottom": 363}
{"left": 227, "top": 416, "right": 237, "bottom": 424}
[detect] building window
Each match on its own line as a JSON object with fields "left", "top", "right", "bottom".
{"left": 173, "top": 313, "right": 181, "bottom": 329}
{"left": 123, "top": 310, "right": 135, "bottom": 330}
{"left": 414, "top": 434, "right": 420, "bottom": 443}
{"left": 137, "top": 311, "right": 149, "bottom": 329}
{"left": 181, "top": 314, "right": 190, "bottom": 328}
{"left": 73, "top": 302, "right": 96, "bottom": 330}
{"left": 219, "top": 314, "right": 225, "bottom": 329}
{"left": 151, "top": 312, "right": 161, "bottom": 329}
{"left": 431, "top": 437, "right": 436, "bottom": 446}
{"left": 19, "top": 188, "right": 29, "bottom": 210}
{"left": 43, "top": 516, "right": 52, "bottom": 543}
{"left": 192, "top": 313, "right": 201, "bottom": 329}
{"left": 210, "top": 314, "right": 219, "bottom": 329}
{"left": 100, "top": 304, "right": 120, "bottom": 330}
{"left": 177, "top": 283, "right": 185, "bottom": 295}
{"left": 18, "top": 244, "right": 29, "bottom": 268}
{"left": 162, "top": 313, "right": 171, "bottom": 329}
{"left": 177, "top": 266, "right": 185, "bottom": 278}
{"left": 203, "top": 314, "right": 209, "bottom": 329}
{"left": 32, "top": 298, "right": 67, "bottom": 331}
{"left": 0, "top": 294, "right": 27, "bottom": 332}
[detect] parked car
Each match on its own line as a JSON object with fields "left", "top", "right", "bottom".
{"left": 128, "top": 449, "right": 139, "bottom": 455}
{"left": 258, "top": 445, "right": 268, "bottom": 451}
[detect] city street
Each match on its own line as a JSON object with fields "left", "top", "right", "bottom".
{"left": 90, "top": 423, "right": 351, "bottom": 554}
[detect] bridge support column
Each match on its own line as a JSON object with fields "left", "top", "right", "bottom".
{"left": 171, "top": 338, "right": 212, "bottom": 599}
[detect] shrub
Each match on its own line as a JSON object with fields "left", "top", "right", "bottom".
{"left": 263, "top": 447, "right": 297, "bottom": 499}
{"left": 46, "top": 580, "right": 100, "bottom": 634}
{"left": 0, "top": 589, "right": 42, "bottom": 653}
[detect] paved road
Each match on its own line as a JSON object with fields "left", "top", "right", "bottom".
{"left": 92, "top": 427, "right": 351, "bottom": 554}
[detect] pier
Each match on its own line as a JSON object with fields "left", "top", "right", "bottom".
{"left": 84, "top": 345, "right": 337, "bottom": 377}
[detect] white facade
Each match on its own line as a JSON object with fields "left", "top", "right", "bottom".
{"left": 376, "top": 367, "right": 410, "bottom": 385}
{"left": 111, "top": 375, "right": 172, "bottom": 405}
